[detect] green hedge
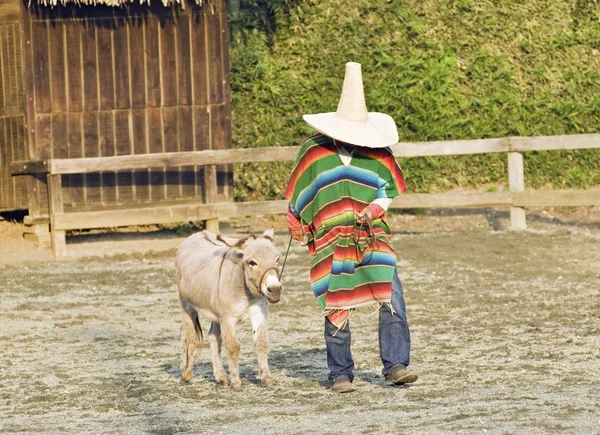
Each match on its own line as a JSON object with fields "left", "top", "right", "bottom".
{"left": 230, "top": 0, "right": 600, "bottom": 201}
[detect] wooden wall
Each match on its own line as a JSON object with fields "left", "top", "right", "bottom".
{"left": 0, "top": 0, "right": 27, "bottom": 212}
{"left": 19, "top": 0, "right": 231, "bottom": 217}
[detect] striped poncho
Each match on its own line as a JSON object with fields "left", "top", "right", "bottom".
{"left": 285, "top": 134, "right": 406, "bottom": 327}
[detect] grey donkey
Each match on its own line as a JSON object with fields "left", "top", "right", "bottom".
{"left": 176, "top": 229, "right": 282, "bottom": 388}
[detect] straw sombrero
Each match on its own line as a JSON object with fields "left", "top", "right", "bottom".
{"left": 303, "top": 62, "right": 399, "bottom": 148}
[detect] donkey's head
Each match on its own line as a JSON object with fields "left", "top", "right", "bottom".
{"left": 217, "top": 229, "right": 282, "bottom": 303}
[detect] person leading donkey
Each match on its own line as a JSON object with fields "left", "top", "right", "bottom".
{"left": 285, "top": 62, "right": 418, "bottom": 393}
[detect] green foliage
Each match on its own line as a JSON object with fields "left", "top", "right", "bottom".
{"left": 230, "top": 0, "right": 600, "bottom": 200}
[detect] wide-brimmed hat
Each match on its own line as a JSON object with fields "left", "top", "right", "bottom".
{"left": 303, "top": 62, "right": 399, "bottom": 148}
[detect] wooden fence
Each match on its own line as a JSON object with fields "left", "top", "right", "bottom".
{"left": 11, "top": 133, "right": 600, "bottom": 257}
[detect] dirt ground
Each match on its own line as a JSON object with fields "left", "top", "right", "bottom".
{"left": 1, "top": 207, "right": 599, "bottom": 434}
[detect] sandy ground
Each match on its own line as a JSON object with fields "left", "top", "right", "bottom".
{"left": 1, "top": 207, "right": 599, "bottom": 434}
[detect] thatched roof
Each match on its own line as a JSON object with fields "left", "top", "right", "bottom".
{"left": 32, "top": 0, "right": 206, "bottom": 7}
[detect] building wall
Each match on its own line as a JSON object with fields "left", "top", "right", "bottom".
{"left": 0, "top": 0, "right": 28, "bottom": 212}
{"left": 18, "top": 0, "right": 231, "bottom": 216}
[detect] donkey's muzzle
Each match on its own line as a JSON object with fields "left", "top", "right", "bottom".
{"left": 265, "top": 283, "right": 282, "bottom": 303}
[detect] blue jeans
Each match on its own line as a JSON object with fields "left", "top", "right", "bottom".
{"left": 324, "top": 270, "right": 411, "bottom": 383}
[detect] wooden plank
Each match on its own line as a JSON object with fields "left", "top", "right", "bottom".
{"left": 0, "top": 119, "right": 7, "bottom": 207}
{"left": 145, "top": 17, "right": 161, "bottom": 107}
{"left": 0, "top": 0, "right": 20, "bottom": 21}
{"left": 114, "top": 110, "right": 132, "bottom": 203}
{"left": 3, "top": 24, "right": 18, "bottom": 111}
{"left": 510, "top": 134, "right": 600, "bottom": 152}
{"left": 114, "top": 110, "right": 131, "bottom": 156}
{"left": 0, "top": 26, "right": 11, "bottom": 111}
{"left": 203, "top": 164, "right": 218, "bottom": 230}
{"left": 508, "top": 152, "right": 526, "bottom": 230}
{"left": 47, "top": 173, "right": 66, "bottom": 257}
{"left": 177, "top": 15, "right": 192, "bottom": 106}
{"left": 163, "top": 107, "right": 180, "bottom": 198}
{"left": 21, "top": 9, "right": 36, "bottom": 159}
{"left": 390, "top": 192, "right": 513, "bottom": 209}
{"left": 219, "top": 0, "right": 232, "bottom": 201}
{"left": 82, "top": 111, "right": 99, "bottom": 204}
{"left": 96, "top": 23, "right": 114, "bottom": 110}
{"left": 47, "top": 137, "right": 555, "bottom": 175}
{"left": 113, "top": 24, "right": 131, "bottom": 110}
{"left": 51, "top": 113, "right": 69, "bottom": 208}
{"left": 51, "top": 113, "right": 68, "bottom": 159}
{"left": 131, "top": 108, "right": 149, "bottom": 202}
{"left": 66, "top": 112, "right": 84, "bottom": 206}
{"left": 65, "top": 24, "right": 83, "bottom": 112}
{"left": 190, "top": 11, "right": 208, "bottom": 106}
{"left": 21, "top": 9, "right": 48, "bottom": 222}
{"left": 192, "top": 106, "right": 210, "bottom": 151}
{"left": 43, "top": 186, "right": 600, "bottom": 232}
{"left": 3, "top": 118, "right": 11, "bottom": 207}
{"left": 178, "top": 106, "right": 196, "bottom": 198}
{"left": 159, "top": 21, "right": 178, "bottom": 107}
{"left": 390, "top": 138, "right": 509, "bottom": 158}
{"left": 219, "top": 0, "right": 231, "bottom": 108}
{"left": 40, "top": 134, "right": 600, "bottom": 174}
{"left": 15, "top": 116, "right": 29, "bottom": 208}
{"left": 514, "top": 190, "right": 600, "bottom": 207}
{"left": 9, "top": 23, "right": 21, "bottom": 109}
{"left": 12, "top": 23, "right": 23, "bottom": 111}
{"left": 0, "top": 27, "right": 5, "bottom": 111}
{"left": 23, "top": 215, "right": 49, "bottom": 225}
{"left": 48, "top": 146, "right": 298, "bottom": 174}
{"left": 9, "top": 160, "right": 50, "bottom": 175}
{"left": 129, "top": 21, "right": 146, "bottom": 109}
{"left": 163, "top": 107, "right": 179, "bottom": 153}
{"left": 147, "top": 107, "right": 165, "bottom": 200}
{"left": 48, "top": 22, "right": 67, "bottom": 112}
{"left": 53, "top": 199, "right": 290, "bottom": 230}
{"left": 205, "top": 6, "right": 224, "bottom": 104}
{"left": 98, "top": 110, "right": 115, "bottom": 158}
{"left": 204, "top": 164, "right": 217, "bottom": 203}
{"left": 35, "top": 114, "right": 52, "bottom": 159}
{"left": 98, "top": 110, "right": 116, "bottom": 204}
{"left": 82, "top": 26, "right": 98, "bottom": 111}
{"left": 8, "top": 117, "right": 18, "bottom": 206}
{"left": 210, "top": 103, "right": 232, "bottom": 200}
{"left": 31, "top": 21, "right": 52, "bottom": 113}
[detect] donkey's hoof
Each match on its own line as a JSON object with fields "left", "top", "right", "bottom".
{"left": 261, "top": 375, "right": 274, "bottom": 387}
{"left": 230, "top": 380, "right": 242, "bottom": 389}
{"left": 180, "top": 372, "right": 193, "bottom": 383}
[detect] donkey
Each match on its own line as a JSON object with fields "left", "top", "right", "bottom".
{"left": 176, "top": 229, "right": 282, "bottom": 388}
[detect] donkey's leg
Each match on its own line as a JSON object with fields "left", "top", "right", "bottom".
{"left": 220, "top": 317, "right": 242, "bottom": 389}
{"left": 208, "top": 322, "right": 227, "bottom": 386}
{"left": 249, "top": 301, "right": 272, "bottom": 386}
{"left": 180, "top": 305, "right": 201, "bottom": 383}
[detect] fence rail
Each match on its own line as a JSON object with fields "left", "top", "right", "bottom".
{"left": 10, "top": 133, "right": 600, "bottom": 257}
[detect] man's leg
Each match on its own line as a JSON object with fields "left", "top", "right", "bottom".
{"left": 379, "top": 269, "right": 417, "bottom": 383}
{"left": 324, "top": 317, "right": 355, "bottom": 384}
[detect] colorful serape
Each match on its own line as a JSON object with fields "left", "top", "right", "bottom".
{"left": 284, "top": 134, "right": 406, "bottom": 327}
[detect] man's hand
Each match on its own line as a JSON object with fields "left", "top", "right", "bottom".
{"left": 290, "top": 228, "right": 303, "bottom": 242}
{"left": 356, "top": 207, "right": 373, "bottom": 224}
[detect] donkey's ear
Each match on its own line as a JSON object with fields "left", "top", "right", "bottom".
{"left": 263, "top": 228, "right": 275, "bottom": 242}
{"left": 217, "top": 234, "right": 256, "bottom": 250}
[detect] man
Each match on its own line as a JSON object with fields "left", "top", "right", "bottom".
{"left": 284, "top": 62, "right": 418, "bottom": 393}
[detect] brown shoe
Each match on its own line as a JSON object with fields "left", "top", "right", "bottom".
{"left": 331, "top": 376, "right": 356, "bottom": 393}
{"left": 385, "top": 364, "right": 418, "bottom": 386}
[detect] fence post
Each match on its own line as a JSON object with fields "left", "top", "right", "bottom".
{"left": 508, "top": 151, "right": 526, "bottom": 229}
{"left": 47, "top": 174, "right": 67, "bottom": 257}
{"left": 204, "top": 165, "right": 219, "bottom": 233}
